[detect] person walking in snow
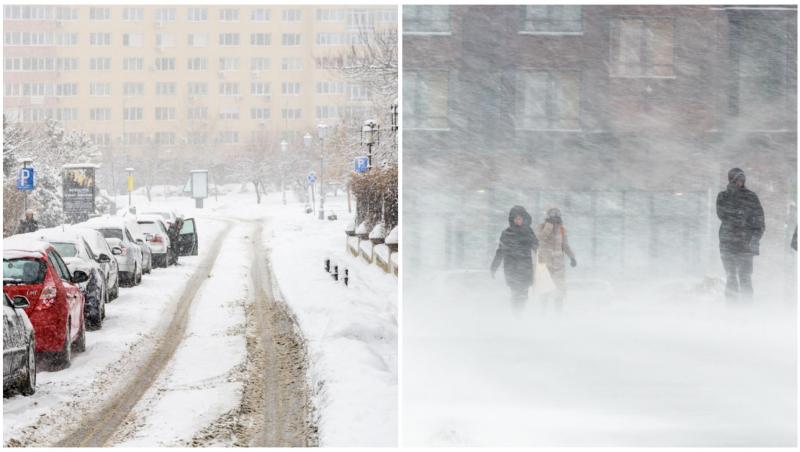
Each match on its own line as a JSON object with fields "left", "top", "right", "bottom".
{"left": 491, "top": 206, "right": 539, "bottom": 305}
{"left": 15, "top": 209, "right": 38, "bottom": 234}
{"left": 535, "top": 207, "right": 576, "bottom": 309}
{"left": 716, "top": 167, "right": 765, "bottom": 302}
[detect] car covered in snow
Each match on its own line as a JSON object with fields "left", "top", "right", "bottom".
{"left": 74, "top": 227, "right": 120, "bottom": 301}
{"left": 136, "top": 215, "right": 172, "bottom": 268}
{"left": 3, "top": 292, "right": 36, "bottom": 397}
{"left": 26, "top": 228, "right": 110, "bottom": 329}
{"left": 138, "top": 207, "right": 178, "bottom": 230}
{"left": 120, "top": 213, "right": 153, "bottom": 275}
{"left": 77, "top": 216, "right": 144, "bottom": 287}
{"left": 3, "top": 239, "right": 88, "bottom": 370}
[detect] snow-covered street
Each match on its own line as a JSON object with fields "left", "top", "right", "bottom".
{"left": 403, "top": 273, "right": 796, "bottom": 446}
{"left": 3, "top": 189, "right": 397, "bottom": 447}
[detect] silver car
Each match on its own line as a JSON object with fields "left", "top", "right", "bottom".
{"left": 3, "top": 293, "right": 35, "bottom": 397}
{"left": 78, "top": 217, "right": 143, "bottom": 287}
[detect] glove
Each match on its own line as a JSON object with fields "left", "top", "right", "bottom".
{"left": 570, "top": 257, "right": 577, "bottom": 268}
{"left": 749, "top": 237, "right": 760, "bottom": 256}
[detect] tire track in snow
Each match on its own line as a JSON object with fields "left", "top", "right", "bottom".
{"left": 54, "top": 221, "right": 233, "bottom": 447}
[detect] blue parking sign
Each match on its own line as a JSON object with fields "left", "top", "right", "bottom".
{"left": 307, "top": 171, "right": 317, "bottom": 185}
{"left": 354, "top": 156, "right": 369, "bottom": 173}
{"left": 16, "top": 167, "right": 35, "bottom": 191}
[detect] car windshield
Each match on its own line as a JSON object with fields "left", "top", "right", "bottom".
{"left": 97, "top": 228, "right": 123, "bottom": 240}
{"left": 3, "top": 258, "right": 46, "bottom": 284}
{"left": 52, "top": 242, "right": 78, "bottom": 258}
{"left": 138, "top": 222, "right": 160, "bottom": 234}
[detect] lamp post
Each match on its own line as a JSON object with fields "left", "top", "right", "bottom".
{"left": 303, "top": 132, "right": 314, "bottom": 213}
{"left": 391, "top": 99, "right": 398, "bottom": 142}
{"left": 361, "top": 120, "right": 379, "bottom": 170}
{"left": 280, "top": 139, "right": 288, "bottom": 205}
{"left": 317, "top": 123, "right": 328, "bottom": 220}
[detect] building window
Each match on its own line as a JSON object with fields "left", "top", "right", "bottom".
{"left": 122, "top": 7, "right": 143, "bottom": 21}
{"left": 155, "top": 8, "right": 176, "bottom": 23}
{"left": 282, "top": 33, "right": 301, "bottom": 46}
{"left": 187, "top": 82, "right": 207, "bottom": 96}
{"left": 155, "top": 107, "right": 176, "bottom": 121}
{"left": 404, "top": 6, "right": 450, "bottom": 33}
{"left": 219, "top": 82, "right": 240, "bottom": 96}
{"left": 123, "top": 82, "right": 144, "bottom": 97}
{"left": 219, "top": 107, "right": 240, "bottom": 120}
{"left": 156, "top": 82, "right": 177, "bottom": 96}
{"left": 347, "top": 83, "right": 369, "bottom": 101}
{"left": 90, "top": 108, "right": 111, "bottom": 121}
{"left": 251, "top": 57, "right": 271, "bottom": 71}
{"left": 316, "top": 32, "right": 344, "bottom": 46}
{"left": 90, "top": 32, "right": 111, "bottom": 46}
{"left": 188, "top": 33, "right": 209, "bottom": 47}
{"left": 219, "top": 57, "right": 240, "bottom": 71}
{"left": 521, "top": 6, "right": 582, "bottom": 33}
{"left": 89, "top": 7, "right": 111, "bottom": 21}
{"left": 347, "top": 9, "right": 373, "bottom": 31}
{"left": 122, "top": 57, "right": 143, "bottom": 71}
{"left": 405, "top": 70, "right": 449, "bottom": 129}
{"left": 250, "top": 82, "right": 271, "bottom": 96}
{"left": 156, "top": 33, "right": 176, "bottom": 48}
{"left": 376, "top": 8, "right": 397, "bottom": 23}
{"left": 316, "top": 8, "right": 344, "bottom": 22}
{"left": 55, "top": 108, "right": 78, "bottom": 122}
{"left": 90, "top": 57, "right": 112, "bottom": 71}
{"left": 610, "top": 17, "right": 674, "bottom": 77}
{"left": 316, "top": 105, "right": 339, "bottom": 119}
{"left": 219, "top": 33, "right": 240, "bottom": 46}
{"left": 316, "top": 81, "right": 345, "bottom": 95}
{"left": 250, "top": 33, "right": 271, "bottom": 46}
{"left": 187, "top": 7, "right": 207, "bottom": 21}
{"left": 187, "top": 132, "right": 207, "bottom": 145}
{"left": 219, "top": 8, "right": 239, "bottom": 21}
{"left": 281, "top": 82, "right": 300, "bottom": 96}
{"left": 250, "top": 108, "right": 270, "bottom": 120}
{"left": 187, "top": 57, "right": 208, "bottom": 71}
{"left": 122, "top": 33, "right": 143, "bottom": 47}
{"left": 55, "top": 83, "right": 78, "bottom": 96}
{"left": 122, "top": 132, "right": 145, "bottom": 146}
{"left": 187, "top": 106, "right": 208, "bottom": 120}
{"left": 154, "top": 132, "right": 176, "bottom": 145}
{"left": 123, "top": 107, "right": 143, "bottom": 121}
{"left": 281, "top": 108, "right": 302, "bottom": 120}
{"left": 218, "top": 131, "right": 239, "bottom": 144}
{"left": 89, "top": 133, "right": 111, "bottom": 147}
{"left": 90, "top": 82, "right": 111, "bottom": 96}
{"left": 315, "top": 56, "right": 343, "bottom": 69}
{"left": 282, "top": 9, "right": 302, "bottom": 21}
{"left": 515, "top": 70, "right": 580, "bottom": 130}
{"left": 251, "top": 8, "right": 270, "bottom": 21}
{"left": 281, "top": 57, "right": 302, "bottom": 71}
{"left": 154, "top": 57, "right": 176, "bottom": 71}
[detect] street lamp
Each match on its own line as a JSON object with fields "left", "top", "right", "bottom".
{"left": 317, "top": 123, "right": 328, "bottom": 220}
{"left": 361, "top": 120, "right": 379, "bottom": 170}
{"left": 303, "top": 132, "right": 314, "bottom": 214}
{"left": 280, "top": 139, "right": 288, "bottom": 205}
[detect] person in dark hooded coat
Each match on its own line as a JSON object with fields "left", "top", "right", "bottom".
{"left": 491, "top": 206, "right": 539, "bottom": 302}
{"left": 716, "top": 167, "right": 765, "bottom": 301}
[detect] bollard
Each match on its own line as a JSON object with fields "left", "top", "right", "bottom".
{"left": 332, "top": 265, "right": 338, "bottom": 281}
{"left": 324, "top": 258, "right": 330, "bottom": 273}
{"left": 343, "top": 268, "right": 349, "bottom": 286}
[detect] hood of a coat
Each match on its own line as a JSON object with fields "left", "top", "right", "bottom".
{"left": 508, "top": 205, "right": 532, "bottom": 228}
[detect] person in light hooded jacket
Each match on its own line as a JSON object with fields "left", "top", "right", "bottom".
{"left": 536, "top": 207, "right": 577, "bottom": 309}
{"left": 491, "top": 206, "right": 539, "bottom": 303}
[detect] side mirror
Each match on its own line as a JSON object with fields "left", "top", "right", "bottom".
{"left": 136, "top": 238, "right": 145, "bottom": 245}
{"left": 97, "top": 253, "right": 111, "bottom": 263}
{"left": 71, "top": 270, "right": 90, "bottom": 284}
{"left": 111, "top": 247, "right": 122, "bottom": 256}
{"left": 12, "top": 295, "right": 29, "bottom": 309}
{"left": 144, "top": 233, "right": 154, "bottom": 241}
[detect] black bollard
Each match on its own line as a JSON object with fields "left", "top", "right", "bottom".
{"left": 324, "top": 258, "right": 330, "bottom": 273}
{"left": 343, "top": 268, "right": 349, "bottom": 286}
{"left": 332, "top": 265, "right": 338, "bottom": 281}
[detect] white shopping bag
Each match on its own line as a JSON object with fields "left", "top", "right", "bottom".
{"left": 533, "top": 260, "right": 555, "bottom": 297}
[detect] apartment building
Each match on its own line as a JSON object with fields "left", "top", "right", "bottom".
{"left": 403, "top": 5, "right": 796, "bottom": 277}
{"left": 3, "top": 4, "right": 397, "bottom": 163}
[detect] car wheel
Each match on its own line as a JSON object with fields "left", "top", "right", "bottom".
{"left": 136, "top": 264, "right": 142, "bottom": 284}
{"left": 102, "top": 287, "right": 107, "bottom": 319}
{"left": 112, "top": 280, "right": 119, "bottom": 300}
{"left": 54, "top": 320, "right": 72, "bottom": 370}
{"left": 72, "top": 316, "right": 86, "bottom": 353}
{"left": 20, "top": 336, "right": 36, "bottom": 396}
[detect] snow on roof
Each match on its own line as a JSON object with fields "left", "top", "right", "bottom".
{"left": 63, "top": 163, "right": 101, "bottom": 169}
{"left": 30, "top": 227, "right": 82, "bottom": 244}
{"left": 78, "top": 215, "right": 127, "bottom": 229}
{"left": 3, "top": 237, "right": 51, "bottom": 256}
{"left": 137, "top": 214, "right": 165, "bottom": 223}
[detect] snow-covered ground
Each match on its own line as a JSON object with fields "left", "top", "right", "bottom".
{"left": 403, "top": 269, "right": 796, "bottom": 446}
{"left": 3, "top": 217, "right": 227, "bottom": 445}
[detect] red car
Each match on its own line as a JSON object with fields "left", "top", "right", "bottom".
{"left": 3, "top": 239, "right": 88, "bottom": 369}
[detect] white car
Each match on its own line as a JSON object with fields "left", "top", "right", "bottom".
{"left": 74, "top": 227, "right": 120, "bottom": 301}
{"left": 137, "top": 215, "right": 172, "bottom": 268}
{"left": 77, "top": 216, "right": 144, "bottom": 287}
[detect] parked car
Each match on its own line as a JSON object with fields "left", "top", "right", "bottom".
{"left": 29, "top": 228, "right": 109, "bottom": 329}
{"left": 74, "top": 227, "right": 120, "bottom": 301}
{"left": 177, "top": 217, "right": 199, "bottom": 256}
{"left": 3, "top": 292, "right": 36, "bottom": 397}
{"left": 121, "top": 213, "right": 153, "bottom": 275}
{"left": 78, "top": 217, "right": 143, "bottom": 287}
{"left": 138, "top": 208, "right": 178, "bottom": 230}
{"left": 3, "top": 239, "right": 88, "bottom": 370}
{"left": 137, "top": 215, "right": 172, "bottom": 268}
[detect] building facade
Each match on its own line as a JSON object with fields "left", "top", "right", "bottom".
{"left": 3, "top": 5, "right": 397, "bottom": 165}
{"left": 403, "top": 5, "right": 797, "bottom": 280}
